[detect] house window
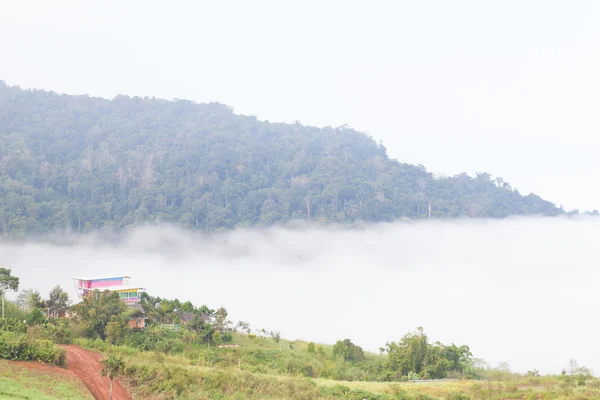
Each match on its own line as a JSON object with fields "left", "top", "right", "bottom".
{"left": 118, "top": 291, "right": 137, "bottom": 299}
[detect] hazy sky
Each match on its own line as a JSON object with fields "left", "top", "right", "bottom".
{"left": 1, "top": 1, "right": 599, "bottom": 210}
{"left": 4, "top": 218, "right": 600, "bottom": 375}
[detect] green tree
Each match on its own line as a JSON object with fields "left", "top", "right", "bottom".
{"left": 180, "top": 301, "right": 194, "bottom": 313}
{"left": 47, "top": 285, "right": 71, "bottom": 319}
{"left": 100, "top": 354, "right": 126, "bottom": 400}
{"left": 317, "top": 346, "right": 325, "bottom": 357}
{"left": 72, "top": 290, "right": 127, "bottom": 339}
{"left": 332, "top": 339, "right": 364, "bottom": 362}
{"left": 214, "top": 307, "right": 229, "bottom": 332}
{"left": 48, "top": 318, "right": 73, "bottom": 344}
{"left": 0, "top": 81, "right": 563, "bottom": 237}
{"left": 0, "top": 268, "right": 19, "bottom": 318}
{"left": 0, "top": 269, "right": 19, "bottom": 295}
{"left": 385, "top": 327, "right": 472, "bottom": 380}
{"left": 307, "top": 342, "right": 316, "bottom": 353}
{"left": 25, "top": 308, "right": 46, "bottom": 325}
{"left": 105, "top": 315, "right": 126, "bottom": 345}
{"left": 201, "top": 324, "right": 215, "bottom": 347}
{"left": 187, "top": 314, "right": 208, "bottom": 334}
{"left": 212, "top": 330, "right": 223, "bottom": 345}
{"left": 270, "top": 331, "right": 281, "bottom": 343}
{"left": 16, "top": 289, "right": 43, "bottom": 312}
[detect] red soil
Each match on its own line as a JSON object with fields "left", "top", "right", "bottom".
{"left": 10, "top": 345, "right": 131, "bottom": 400}
{"left": 62, "top": 345, "right": 131, "bottom": 400}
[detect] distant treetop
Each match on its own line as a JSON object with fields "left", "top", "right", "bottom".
{"left": 0, "top": 81, "right": 561, "bottom": 236}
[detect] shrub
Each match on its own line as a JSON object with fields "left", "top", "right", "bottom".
{"left": 0, "top": 317, "right": 27, "bottom": 333}
{"left": 124, "top": 363, "right": 197, "bottom": 398}
{"left": 25, "top": 308, "right": 46, "bottom": 325}
{"left": 26, "top": 319, "right": 72, "bottom": 344}
{"left": 270, "top": 331, "right": 281, "bottom": 343}
{"left": 49, "top": 318, "right": 73, "bottom": 344}
{"left": 222, "top": 331, "right": 233, "bottom": 342}
{"left": 587, "top": 379, "right": 600, "bottom": 389}
{"left": 342, "top": 366, "right": 368, "bottom": 381}
{"left": 212, "top": 331, "right": 223, "bottom": 345}
{"left": 413, "top": 394, "right": 436, "bottom": 400}
{"left": 320, "top": 384, "right": 389, "bottom": 400}
{"left": 444, "top": 392, "right": 471, "bottom": 400}
{"left": 0, "top": 331, "right": 66, "bottom": 367}
{"left": 198, "top": 349, "right": 217, "bottom": 365}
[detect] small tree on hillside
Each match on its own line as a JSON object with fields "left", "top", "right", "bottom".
{"left": 333, "top": 339, "right": 365, "bottom": 362}
{"left": 270, "top": 331, "right": 281, "bottom": 343}
{"left": 72, "top": 290, "right": 127, "bottom": 339}
{"left": 100, "top": 354, "right": 126, "bottom": 400}
{"left": 237, "top": 321, "right": 251, "bottom": 334}
{"left": 105, "top": 315, "right": 125, "bottom": 345}
{"left": 214, "top": 307, "right": 228, "bottom": 332}
{"left": 26, "top": 308, "right": 46, "bottom": 325}
{"left": 47, "top": 285, "right": 71, "bottom": 319}
{"left": 188, "top": 314, "right": 207, "bottom": 333}
{"left": 212, "top": 330, "right": 223, "bottom": 345}
{"left": 0, "top": 268, "right": 19, "bottom": 318}
{"left": 16, "top": 289, "right": 42, "bottom": 312}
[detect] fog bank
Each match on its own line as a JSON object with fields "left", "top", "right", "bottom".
{"left": 2, "top": 217, "right": 599, "bottom": 374}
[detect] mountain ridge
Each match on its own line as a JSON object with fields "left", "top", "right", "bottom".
{"left": 0, "top": 80, "right": 561, "bottom": 236}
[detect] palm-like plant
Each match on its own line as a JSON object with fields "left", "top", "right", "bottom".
{"left": 100, "top": 354, "right": 125, "bottom": 400}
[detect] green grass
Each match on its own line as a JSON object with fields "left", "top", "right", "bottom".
{"left": 0, "top": 361, "right": 92, "bottom": 400}
{"left": 74, "top": 333, "right": 600, "bottom": 400}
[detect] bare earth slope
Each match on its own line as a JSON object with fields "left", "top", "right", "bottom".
{"left": 61, "top": 345, "right": 130, "bottom": 400}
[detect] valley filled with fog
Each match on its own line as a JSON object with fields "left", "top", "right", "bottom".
{"left": 2, "top": 217, "right": 599, "bottom": 375}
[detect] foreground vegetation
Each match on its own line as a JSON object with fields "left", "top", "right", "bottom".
{"left": 0, "top": 360, "right": 93, "bottom": 400}
{"left": 1, "top": 268, "right": 598, "bottom": 399}
{"left": 0, "top": 80, "right": 566, "bottom": 238}
{"left": 73, "top": 336, "right": 600, "bottom": 400}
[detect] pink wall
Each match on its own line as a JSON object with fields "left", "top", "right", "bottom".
{"left": 123, "top": 297, "right": 138, "bottom": 302}
{"left": 90, "top": 280, "right": 123, "bottom": 289}
{"left": 77, "top": 278, "right": 125, "bottom": 289}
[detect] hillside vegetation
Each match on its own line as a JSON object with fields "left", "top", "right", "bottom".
{"left": 0, "top": 360, "right": 93, "bottom": 400}
{"left": 2, "top": 269, "right": 598, "bottom": 400}
{"left": 0, "top": 81, "right": 561, "bottom": 236}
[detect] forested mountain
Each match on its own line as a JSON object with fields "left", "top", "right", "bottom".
{"left": 0, "top": 81, "right": 560, "bottom": 236}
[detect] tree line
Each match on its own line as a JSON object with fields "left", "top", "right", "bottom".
{"left": 0, "top": 81, "right": 565, "bottom": 237}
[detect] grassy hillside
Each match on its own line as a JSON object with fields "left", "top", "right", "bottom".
{"left": 0, "top": 360, "right": 93, "bottom": 400}
{"left": 0, "top": 81, "right": 561, "bottom": 236}
{"left": 74, "top": 335, "right": 600, "bottom": 400}
{"left": 2, "top": 279, "right": 599, "bottom": 400}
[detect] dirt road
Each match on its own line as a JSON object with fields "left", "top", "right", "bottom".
{"left": 62, "top": 345, "right": 131, "bottom": 400}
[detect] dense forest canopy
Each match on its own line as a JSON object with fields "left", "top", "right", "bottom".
{"left": 0, "top": 81, "right": 561, "bottom": 236}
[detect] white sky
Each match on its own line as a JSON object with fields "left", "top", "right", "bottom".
{"left": 1, "top": 0, "right": 599, "bottom": 210}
